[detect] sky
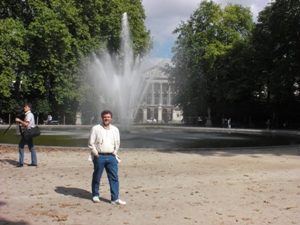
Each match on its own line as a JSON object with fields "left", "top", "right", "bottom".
{"left": 142, "top": 0, "right": 273, "bottom": 63}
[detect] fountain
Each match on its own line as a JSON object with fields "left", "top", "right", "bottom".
{"left": 89, "top": 13, "right": 150, "bottom": 132}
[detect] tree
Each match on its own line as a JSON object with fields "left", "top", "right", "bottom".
{"left": 0, "top": 0, "right": 151, "bottom": 124}
{"left": 0, "top": 18, "right": 29, "bottom": 113}
{"left": 169, "top": 0, "right": 254, "bottom": 124}
{"left": 124, "top": 0, "right": 152, "bottom": 56}
{"left": 253, "top": 0, "right": 300, "bottom": 125}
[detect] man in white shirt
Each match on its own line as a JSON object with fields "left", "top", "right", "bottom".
{"left": 15, "top": 103, "right": 38, "bottom": 167}
{"left": 47, "top": 113, "right": 52, "bottom": 124}
{"left": 88, "top": 110, "right": 126, "bottom": 205}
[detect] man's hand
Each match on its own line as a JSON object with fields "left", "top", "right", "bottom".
{"left": 15, "top": 118, "right": 28, "bottom": 127}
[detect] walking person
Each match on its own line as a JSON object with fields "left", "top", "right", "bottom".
{"left": 15, "top": 103, "right": 38, "bottom": 167}
{"left": 88, "top": 110, "right": 126, "bottom": 205}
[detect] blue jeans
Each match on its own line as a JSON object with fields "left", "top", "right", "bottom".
{"left": 18, "top": 136, "right": 37, "bottom": 165}
{"left": 92, "top": 154, "right": 119, "bottom": 201}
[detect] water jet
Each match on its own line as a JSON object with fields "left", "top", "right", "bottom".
{"left": 89, "top": 13, "right": 150, "bottom": 132}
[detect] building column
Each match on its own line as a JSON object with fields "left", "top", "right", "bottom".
{"left": 159, "top": 83, "right": 162, "bottom": 105}
{"left": 158, "top": 104, "right": 162, "bottom": 123}
{"left": 151, "top": 83, "right": 154, "bottom": 105}
{"left": 168, "top": 85, "right": 171, "bottom": 105}
{"left": 143, "top": 107, "right": 147, "bottom": 123}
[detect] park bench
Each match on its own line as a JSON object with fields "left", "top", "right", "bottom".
{"left": 50, "top": 120, "right": 59, "bottom": 125}
{"left": 44, "top": 120, "right": 59, "bottom": 125}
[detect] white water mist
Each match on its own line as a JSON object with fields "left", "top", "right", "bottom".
{"left": 90, "top": 13, "right": 149, "bottom": 131}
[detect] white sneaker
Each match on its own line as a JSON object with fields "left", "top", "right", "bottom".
{"left": 92, "top": 196, "right": 100, "bottom": 203}
{"left": 111, "top": 199, "right": 126, "bottom": 205}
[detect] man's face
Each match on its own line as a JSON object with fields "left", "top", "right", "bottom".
{"left": 102, "top": 113, "right": 112, "bottom": 126}
{"left": 24, "top": 105, "right": 30, "bottom": 113}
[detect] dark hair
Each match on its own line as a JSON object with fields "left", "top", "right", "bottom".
{"left": 25, "top": 103, "right": 32, "bottom": 110}
{"left": 101, "top": 110, "right": 113, "bottom": 118}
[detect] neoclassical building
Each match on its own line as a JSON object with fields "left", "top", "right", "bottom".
{"left": 136, "top": 66, "right": 182, "bottom": 123}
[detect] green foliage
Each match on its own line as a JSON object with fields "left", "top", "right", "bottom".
{"left": 255, "top": 0, "right": 300, "bottom": 102}
{"left": 170, "top": 0, "right": 254, "bottom": 119}
{"left": 251, "top": 0, "right": 300, "bottom": 122}
{"left": 0, "top": 18, "right": 29, "bottom": 102}
{"left": 170, "top": 0, "right": 300, "bottom": 127}
{"left": 124, "top": 0, "right": 152, "bottom": 56}
{"left": 34, "top": 99, "right": 51, "bottom": 115}
{"left": 0, "top": 0, "right": 151, "bottom": 123}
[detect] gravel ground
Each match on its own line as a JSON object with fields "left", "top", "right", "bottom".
{"left": 0, "top": 145, "right": 300, "bottom": 225}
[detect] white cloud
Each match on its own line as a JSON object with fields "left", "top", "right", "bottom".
{"left": 142, "top": 0, "right": 272, "bottom": 59}
{"left": 143, "top": 0, "right": 199, "bottom": 44}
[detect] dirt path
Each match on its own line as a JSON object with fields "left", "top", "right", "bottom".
{"left": 0, "top": 146, "right": 299, "bottom": 225}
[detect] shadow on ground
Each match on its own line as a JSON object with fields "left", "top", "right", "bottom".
{"left": 54, "top": 186, "right": 91, "bottom": 200}
{"left": 0, "top": 219, "right": 29, "bottom": 225}
{"left": 54, "top": 186, "right": 111, "bottom": 204}
{"left": 0, "top": 159, "right": 18, "bottom": 166}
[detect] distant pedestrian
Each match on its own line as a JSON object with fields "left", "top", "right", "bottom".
{"left": 224, "top": 118, "right": 228, "bottom": 128}
{"left": 46, "top": 113, "right": 52, "bottom": 125}
{"left": 266, "top": 119, "right": 270, "bottom": 130}
{"left": 228, "top": 118, "right": 231, "bottom": 129}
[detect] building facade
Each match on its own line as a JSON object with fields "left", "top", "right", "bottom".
{"left": 136, "top": 66, "right": 182, "bottom": 123}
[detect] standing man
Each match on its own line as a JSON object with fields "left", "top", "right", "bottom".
{"left": 88, "top": 110, "right": 126, "bottom": 205}
{"left": 15, "top": 103, "right": 38, "bottom": 167}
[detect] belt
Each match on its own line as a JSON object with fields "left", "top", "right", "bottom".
{"left": 99, "top": 153, "right": 113, "bottom": 155}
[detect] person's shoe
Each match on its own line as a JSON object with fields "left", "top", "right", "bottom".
{"left": 111, "top": 199, "right": 126, "bottom": 205}
{"left": 28, "top": 164, "right": 37, "bottom": 166}
{"left": 15, "top": 163, "right": 23, "bottom": 167}
{"left": 92, "top": 196, "right": 100, "bottom": 203}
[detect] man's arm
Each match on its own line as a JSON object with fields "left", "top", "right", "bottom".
{"left": 113, "top": 126, "right": 120, "bottom": 155}
{"left": 88, "top": 126, "right": 100, "bottom": 157}
{"left": 15, "top": 118, "right": 29, "bottom": 127}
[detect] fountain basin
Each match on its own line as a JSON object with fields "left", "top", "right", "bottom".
{"left": 1, "top": 125, "right": 300, "bottom": 149}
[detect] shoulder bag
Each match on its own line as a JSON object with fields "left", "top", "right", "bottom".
{"left": 23, "top": 126, "right": 41, "bottom": 140}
